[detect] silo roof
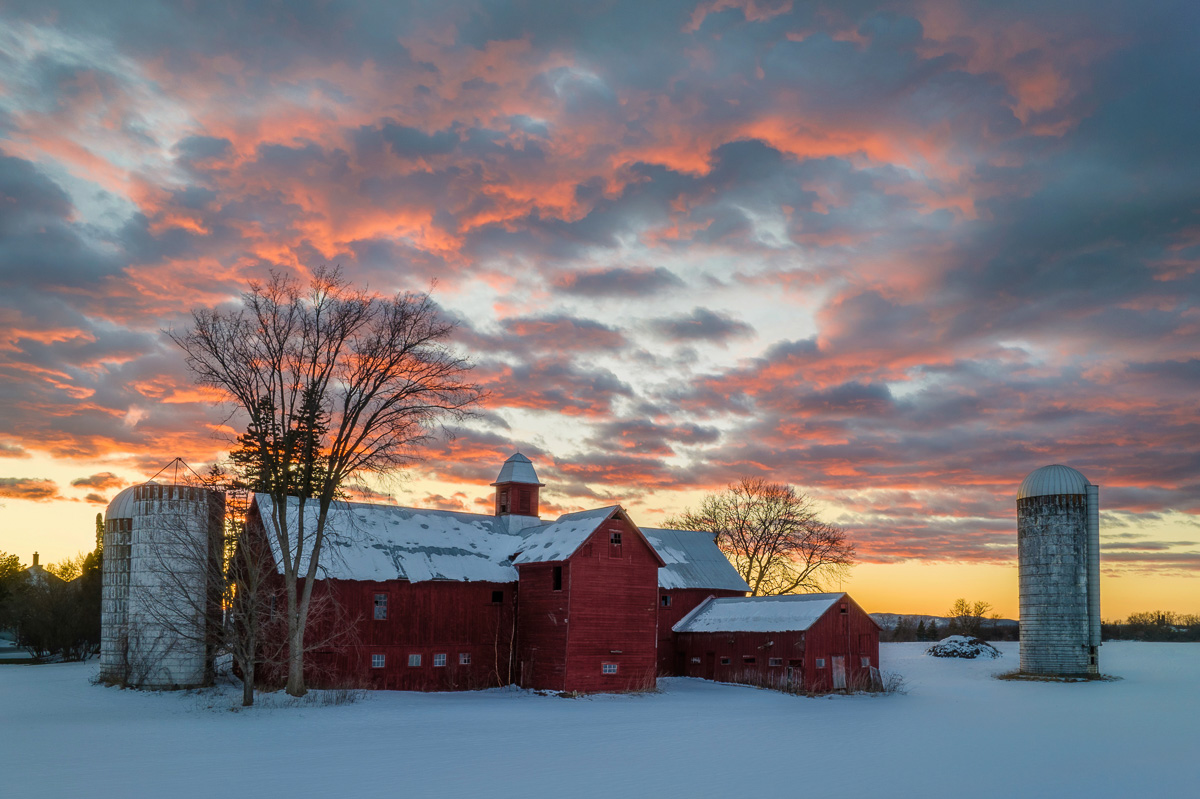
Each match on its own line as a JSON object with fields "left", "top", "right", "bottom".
{"left": 105, "top": 484, "right": 140, "bottom": 521}
{"left": 490, "top": 452, "right": 544, "bottom": 486}
{"left": 1018, "top": 464, "right": 1092, "bottom": 499}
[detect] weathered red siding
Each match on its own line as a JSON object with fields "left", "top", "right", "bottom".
{"left": 515, "top": 515, "right": 661, "bottom": 692}
{"left": 514, "top": 562, "right": 570, "bottom": 690}
{"left": 656, "top": 588, "right": 746, "bottom": 675}
{"left": 676, "top": 594, "right": 880, "bottom": 692}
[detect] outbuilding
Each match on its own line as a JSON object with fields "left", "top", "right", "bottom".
{"left": 673, "top": 593, "right": 880, "bottom": 692}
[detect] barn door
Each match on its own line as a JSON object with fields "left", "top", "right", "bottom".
{"left": 832, "top": 656, "right": 846, "bottom": 690}
{"left": 704, "top": 651, "right": 716, "bottom": 681}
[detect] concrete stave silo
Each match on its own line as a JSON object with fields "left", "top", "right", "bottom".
{"left": 100, "top": 479, "right": 224, "bottom": 688}
{"left": 1016, "top": 464, "right": 1100, "bottom": 676}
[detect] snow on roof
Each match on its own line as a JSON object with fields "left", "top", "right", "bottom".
{"left": 511, "top": 506, "right": 617, "bottom": 564}
{"left": 491, "top": 453, "right": 545, "bottom": 486}
{"left": 641, "top": 527, "right": 750, "bottom": 592}
{"left": 254, "top": 497, "right": 734, "bottom": 585}
{"left": 255, "top": 494, "right": 527, "bottom": 583}
{"left": 673, "top": 593, "right": 846, "bottom": 633}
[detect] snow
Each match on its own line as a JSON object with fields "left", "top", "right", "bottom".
{"left": 2, "top": 643, "right": 1198, "bottom": 797}
{"left": 674, "top": 592, "right": 844, "bottom": 632}
{"left": 642, "top": 527, "right": 751, "bottom": 592}
{"left": 511, "top": 506, "right": 617, "bottom": 564}
{"left": 927, "top": 635, "right": 1003, "bottom": 659}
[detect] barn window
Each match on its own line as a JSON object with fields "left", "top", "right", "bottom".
{"left": 769, "top": 658, "right": 783, "bottom": 667}
{"left": 408, "top": 654, "right": 422, "bottom": 667}
{"left": 491, "top": 590, "right": 504, "bottom": 604}
{"left": 861, "top": 656, "right": 871, "bottom": 668}
{"left": 610, "top": 531, "right": 622, "bottom": 545}
{"left": 374, "top": 593, "right": 388, "bottom": 620}
{"left": 434, "top": 653, "right": 446, "bottom": 667}
{"left": 660, "top": 594, "right": 671, "bottom": 607}
{"left": 815, "top": 658, "right": 826, "bottom": 668}
{"left": 552, "top": 566, "right": 563, "bottom": 591}
{"left": 371, "top": 654, "right": 385, "bottom": 669}
{"left": 602, "top": 663, "right": 618, "bottom": 675}
{"left": 518, "top": 490, "right": 530, "bottom": 514}
{"left": 691, "top": 657, "right": 701, "bottom": 664}
{"left": 720, "top": 657, "right": 730, "bottom": 665}
{"left": 498, "top": 489, "right": 509, "bottom": 513}
{"left": 742, "top": 656, "right": 756, "bottom": 664}
{"left": 459, "top": 653, "right": 471, "bottom": 665}
{"left": 840, "top": 603, "right": 848, "bottom": 614}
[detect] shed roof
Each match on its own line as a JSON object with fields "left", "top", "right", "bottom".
{"left": 673, "top": 592, "right": 846, "bottom": 633}
{"left": 641, "top": 527, "right": 750, "bottom": 592}
{"left": 511, "top": 506, "right": 618, "bottom": 564}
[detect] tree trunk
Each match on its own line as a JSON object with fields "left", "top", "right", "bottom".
{"left": 286, "top": 621, "right": 306, "bottom": 696}
{"left": 242, "top": 659, "right": 255, "bottom": 706}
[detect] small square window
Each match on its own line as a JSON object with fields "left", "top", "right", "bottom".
{"left": 610, "top": 531, "right": 622, "bottom": 546}
{"left": 768, "top": 658, "right": 783, "bottom": 667}
{"left": 815, "top": 658, "right": 826, "bottom": 668}
{"left": 408, "top": 654, "right": 422, "bottom": 668}
{"left": 459, "top": 652, "right": 471, "bottom": 665}
{"left": 691, "top": 657, "right": 701, "bottom": 664}
{"left": 660, "top": 594, "right": 671, "bottom": 607}
{"left": 602, "top": 663, "right": 618, "bottom": 675}
{"left": 720, "top": 657, "right": 730, "bottom": 665}
{"left": 434, "top": 653, "right": 446, "bottom": 667}
{"left": 742, "top": 656, "right": 756, "bottom": 664}
{"left": 374, "top": 593, "right": 388, "bottom": 620}
{"left": 371, "top": 654, "right": 385, "bottom": 669}
{"left": 491, "top": 590, "right": 504, "bottom": 604}
{"left": 861, "top": 656, "right": 871, "bottom": 668}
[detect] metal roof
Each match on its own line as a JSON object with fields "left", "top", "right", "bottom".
{"left": 673, "top": 593, "right": 846, "bottom": 633}
{"left": 491, "top": 452, "right": 544, "bottom": 486}
{"left": 641, "top": 527, "right": 751, "bottom": 592}
{"left": 105, "top": 484, "right": 140, "bottom": 521}
{"left": 1018, "top": 464, "right": 1092, "bottom": 500}
{"left": 511, "top": 506, "right": 618, "bottom": 564}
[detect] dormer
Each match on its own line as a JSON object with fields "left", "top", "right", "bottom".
{"left": 492, "top": 453, "right": 545, "bottom": 518}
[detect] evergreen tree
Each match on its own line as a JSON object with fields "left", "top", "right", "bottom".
{"left": 927, "top": 620, "right": 939, "bottom": 641}
{"left": 915, "top": 619, "right": 926, "bottom": 641}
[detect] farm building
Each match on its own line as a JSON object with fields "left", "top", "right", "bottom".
{"left": 673, "top": 593, "right": 881, "bottom": 692}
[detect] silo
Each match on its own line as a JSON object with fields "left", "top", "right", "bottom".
{"left": 100, "top": 479, "right": 224, "bottom": 687}
{"left": 99, "top": 485, "right": 136, "bottom": 683}
{"left": 1017, "top": 464, "right": 1100, "bottom": 676}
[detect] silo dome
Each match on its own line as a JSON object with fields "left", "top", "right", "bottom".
{"left": 105, "top": 484, "right": 140, "bottom": 522}
{"left": 1017, "top": 464, "right": 1090, "bottom": 500}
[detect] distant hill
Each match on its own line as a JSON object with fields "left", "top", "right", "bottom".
{"left": 871, "top": 613, "right": 1018, "bottom": 631}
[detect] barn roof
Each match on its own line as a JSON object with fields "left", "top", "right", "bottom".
{"left": 253, "top": 496, "right": 719, "bottom": 585}
{"left": 641, "top": 527, "right": 751, "bottom": 592}
{"left": 673, "top": 592, "right": 847, "bottom": 633}
{"left": 491, "top": 452, "right": 545, "bottom": 486}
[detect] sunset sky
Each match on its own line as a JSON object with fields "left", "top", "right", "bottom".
{"left": 1, "top": 0, "right": 1197, "bottom": 618}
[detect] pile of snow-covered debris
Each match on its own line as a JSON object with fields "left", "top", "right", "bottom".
{"left": 926, "top": 635, "right": 1002, "bottom": 659}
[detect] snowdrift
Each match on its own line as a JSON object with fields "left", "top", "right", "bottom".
{"left": 926, "top": 635, "right": 1002, "bottom": 659}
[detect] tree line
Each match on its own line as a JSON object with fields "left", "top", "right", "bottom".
{"left": 1102, "top": 611, "right": 1200, "bottom": 642}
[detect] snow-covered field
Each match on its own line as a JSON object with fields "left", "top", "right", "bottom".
{"left": 2, "top": 642, "right": 1197, "bottom": 798}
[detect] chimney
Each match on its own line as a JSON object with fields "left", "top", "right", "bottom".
{"left": 32, "top": 552, "right": 39, "bottom": 567}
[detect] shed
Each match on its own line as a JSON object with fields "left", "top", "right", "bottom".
{"left": 673, "top": 592, "right": 880, "bottom": 692}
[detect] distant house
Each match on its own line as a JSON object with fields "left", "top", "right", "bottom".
{"left": 673, "top": 593, "right": 881, "bottom": 692}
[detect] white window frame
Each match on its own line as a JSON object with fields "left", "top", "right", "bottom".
{"left": 601, "top": 662, "right": 618, "bottom": 675}
{"left": 373, "top": 593, "right": 388, "bottom": 620}
{"left": 815, "top": 658, "right": 826, "bottom": 668}
{"left": 459, "top": 652, "right": 471, "bottom": 665}
{"left": 768, "top": 658, "right": 783, "bottom": 667}
{"left": 371, "top": 654, "right": 385, "bottom": 669}
{"left": 433, "top": 653, "right": 447, "bottom": 667}
{"left": 408, "top": 654, "right": 422, "bottom": 668}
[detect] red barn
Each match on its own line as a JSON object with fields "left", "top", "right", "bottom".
{"left": 247, "top": 453, "right": 878, "bottom": 695}
{"left": 673, "top": 593, "right": 881, "bottom": 692}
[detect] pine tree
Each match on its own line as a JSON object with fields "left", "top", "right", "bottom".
{"left": 916, "top": 619, "right": 927, "bottom": 640}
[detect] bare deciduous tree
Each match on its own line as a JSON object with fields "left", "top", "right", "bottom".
{"left": 946, "top": 598, "right": 992, "bottom": 638}
{"left": 667, "top": 478, "right": 855, "bottom": 596}
{"left": 171, "top": 267, "right": 480, "bottom": 696}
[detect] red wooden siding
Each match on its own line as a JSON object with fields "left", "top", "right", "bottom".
{"left": 516, "top": 516, "right": 660, "bottom": 692}
{"left": 675, "top": 594, "right": 880, "bottom": 692}
{"left": 304, "top": 579, "right": 518, "bottom": 691}
{"left": 656, "top": 588, "right": 746, "bottom": 675}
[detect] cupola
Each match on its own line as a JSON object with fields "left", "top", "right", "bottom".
{"left": 491, "top": 452, "right": 545, "bottom": 517}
